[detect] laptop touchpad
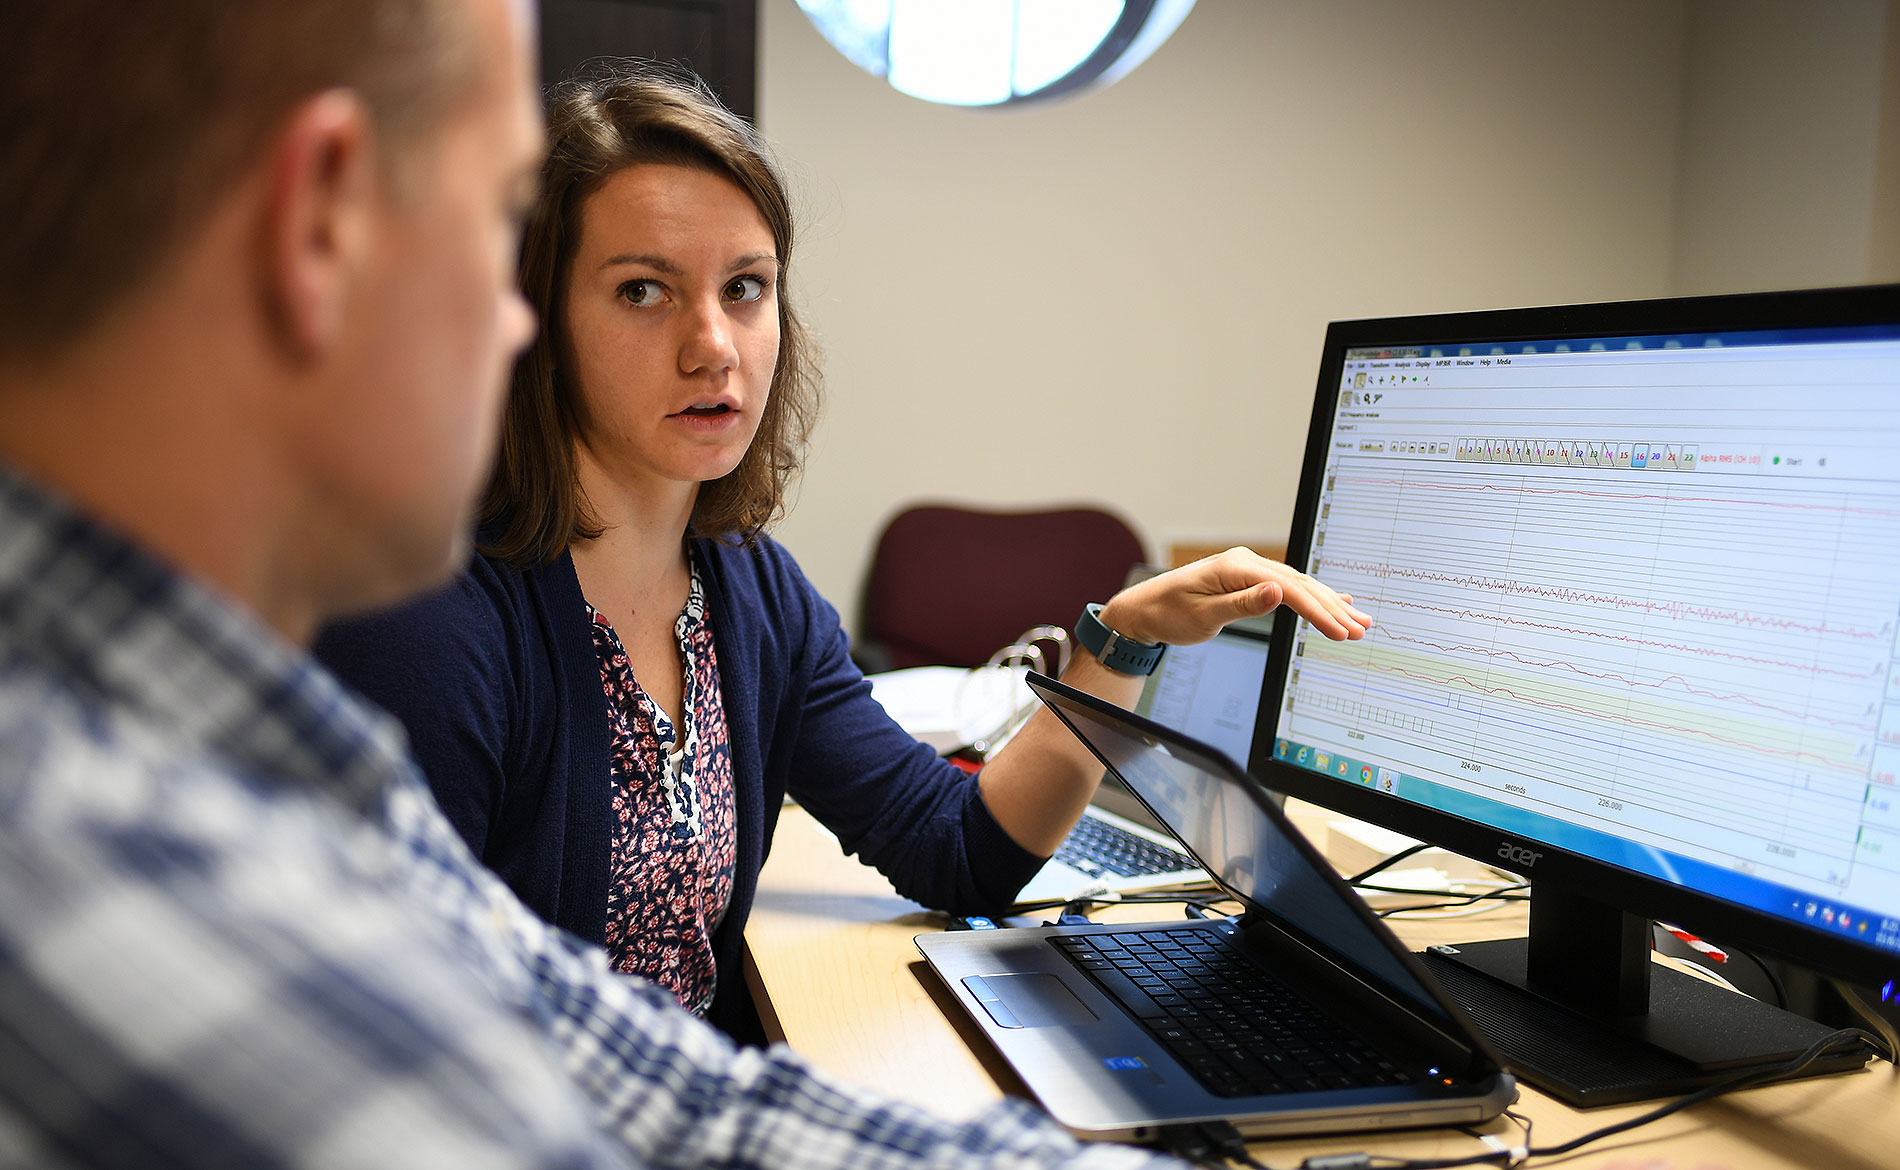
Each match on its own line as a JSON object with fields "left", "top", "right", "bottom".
{"left": 962, "top": 973, "right": 1098, "bottom": 1029}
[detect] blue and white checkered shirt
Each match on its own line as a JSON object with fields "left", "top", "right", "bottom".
{"left": 0, "top": 468, "right": 1175, "bottom": 1170}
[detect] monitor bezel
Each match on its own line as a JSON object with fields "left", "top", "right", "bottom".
{"left": 1252, "top": 281, "right": 1900, "bottom": 990}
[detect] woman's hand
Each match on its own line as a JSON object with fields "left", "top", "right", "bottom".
{"left": 981, "top": 547, "right": 1367, "bottom": 855}
{"left": 1095, "top": 547, "right": 1370, "bottom": 647}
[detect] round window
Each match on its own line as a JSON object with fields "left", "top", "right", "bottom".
{"left": 794, "top": 0, "right": 1196, "bottom": 108}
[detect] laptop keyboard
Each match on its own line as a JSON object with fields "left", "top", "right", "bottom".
{"left": 1051, "top": 928, "right": 1409, "bottom": 1098}
{"left": 1053, "top": 815, "right": 1191, "bottom": 879}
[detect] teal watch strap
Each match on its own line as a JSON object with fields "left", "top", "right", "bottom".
{"left": 1074, "top": 603, "right": 1167, "bottom": 676}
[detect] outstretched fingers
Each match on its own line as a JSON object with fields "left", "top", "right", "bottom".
{"left": 1272, "top": 567, "right": 1370, "bottom": 641}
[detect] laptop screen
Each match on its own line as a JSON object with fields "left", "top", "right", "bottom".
{"left": 1031, "top": 676, "right": 1466, "bottom": 1034}
{"left": 1135, "top": 623, "right": 1273, "bottom": 764}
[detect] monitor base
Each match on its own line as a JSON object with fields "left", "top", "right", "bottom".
{"left": 1421, "top": 938, "right": 1869, "bottom": 1107}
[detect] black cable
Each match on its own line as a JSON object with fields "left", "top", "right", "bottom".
{"left": 1018, "top": 892, "right": 1223, "bottom": 919}
{"left": 1005, "top": 888, "right": 1238, "bottom": 918}
{"left": 1374, "top": 899, "right": 1529, "bottom": 919}
{"left": 1829, "top": 978, "right": 1900, "bottom": 1072}
{"left": 1181, "top": 897, "right": 1232, "bottom": 919}
{"left": 1510, "top": 1107, "right": 1533, "bottom": 1138}
{"left": 1113, "top": 888, "right": 1231, "bottom": 905}
{"left": 1372, "top": 886, "right": 1530, "bottom": 918}
{"left": 1504, "top": 1106, "right": 1533, "bottom": 1166}
{"left": 1158, "top": 1120, "right": 1284, "bottom": 1170}
{"left": 1356, "top": 881, "right": 1530, "bottom": 899}
{"left": 1292, "top": 1028, "right": 1879, "bottom": 1170}
{"left": 1518, "top": 1026, "right": 1878, "bottom": 1159}
{"left": 1343, "top": 843, "right": 1432, "bottom": 885}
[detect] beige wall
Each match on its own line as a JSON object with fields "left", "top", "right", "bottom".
{"left": 1863, "top": 0, "right": 1900, "bottom": 281}
{"left": 1671, "top": 0, "right": 1887, "bottom": 295}
{"left": 755, "top": 0, "right": 1890, "bottom": 635}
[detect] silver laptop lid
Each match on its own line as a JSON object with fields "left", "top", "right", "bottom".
{"left": 1025, "top": 671, "right": 1499, "bottom": 1068}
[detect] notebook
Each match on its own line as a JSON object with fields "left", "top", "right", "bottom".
{"left": 916, "top": 673, "right": 1514, "bottom": 1142}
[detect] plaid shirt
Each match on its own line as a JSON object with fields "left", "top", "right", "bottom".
{"left": 0, "top": 468, "right": 1176, "bottom": 1170}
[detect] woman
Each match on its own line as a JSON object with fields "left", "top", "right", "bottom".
{"left": 316, "top": 63, "right": 1368, "bottom": 1042}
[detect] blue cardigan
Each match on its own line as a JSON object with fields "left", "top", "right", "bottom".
{"left": 313, "top": 534, "right": 1043, "bottom": 1041}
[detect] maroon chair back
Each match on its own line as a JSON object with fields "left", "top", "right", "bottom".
{"left": 860, "top": 504, "right": 1147, "bottom": 670}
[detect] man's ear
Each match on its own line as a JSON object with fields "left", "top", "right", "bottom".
{"left": 261, "top": 89, "right": 379, "bottom": 359}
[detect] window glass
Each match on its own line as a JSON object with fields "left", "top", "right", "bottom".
{"left": 1011, "top": 0, "right": 1123, "bottom": 96}
{"left": 795, "top": 0, "right": 1195, "bottom": 107}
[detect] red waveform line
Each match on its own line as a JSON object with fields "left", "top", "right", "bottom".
{"left": 1340, "top": 659, "right": 1859, "bottom": 772}
{"left": 1333, "top": 473, "right": 1900, "bottom": 520}
{"left": 1371, "top": 628, "right": 1877, "bottom": 731}
{"left": 1314, "top": 557, "right": 1881, "bottom": 641}
{"left": 1355, "top": 596, "right": 1878, "bottom": 680}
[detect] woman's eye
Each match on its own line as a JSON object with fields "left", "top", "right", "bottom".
{"left": 619, "top": 279, "right": 664, "bottom": 307}
{"left": 725, "top": 276, "right": 766, "bottom": 303}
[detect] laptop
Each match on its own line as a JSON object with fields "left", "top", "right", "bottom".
{"left": 1012, "top": 603, "right": 1275, "bottom": 907}
{"left": 1013, "top": 804, "right": 1208, "bottom": 907}
{"left": 917, "top": 672, "right": 1514, "bottom": 1142}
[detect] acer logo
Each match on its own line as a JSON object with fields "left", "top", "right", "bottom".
{"left": 1497, "top": 843, "right": 1543, "bottom": 868}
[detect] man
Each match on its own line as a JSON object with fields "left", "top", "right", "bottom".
{"left": 0, "top": 2, "right": 1183, "bottom": 1166}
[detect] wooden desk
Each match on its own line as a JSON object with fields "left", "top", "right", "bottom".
{"left": 745, "top": 804, "right": 1900, "bottom": 1168}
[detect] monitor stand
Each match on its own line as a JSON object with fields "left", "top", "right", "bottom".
{"left": 1416, "top": 883, "right": 1869, "bottom": 1106}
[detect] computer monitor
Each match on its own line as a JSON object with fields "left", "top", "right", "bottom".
{"left": 1257, "top": 283, "right": 1900, "bottom": 1105}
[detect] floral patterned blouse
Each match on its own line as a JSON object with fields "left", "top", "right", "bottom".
{"left": 586, "top": 563, "right": 737, "bottom": 1014}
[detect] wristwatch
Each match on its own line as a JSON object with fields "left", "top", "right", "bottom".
{"left": 1074, "top": 603, "right": 1167, "bottom": 676}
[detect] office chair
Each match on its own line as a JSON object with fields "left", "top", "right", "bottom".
{"left": 856, "top": 503, "right": 1147, "bottom": 672}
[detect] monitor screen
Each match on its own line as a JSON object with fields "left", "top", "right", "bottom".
{"left": 1256, "top": 285, "right": 1900, "bottom": 1102}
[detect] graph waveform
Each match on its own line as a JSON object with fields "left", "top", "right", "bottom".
{"left": 1371, "top": 628, "right": 1877, "bottom": 732}
{"left": 1329, "top": 659, "right": 1860, "bottom": 773}
{"left": 1334, "top": 473, "right": 1900, "bottom": 521}
{"left": 1365, "top": 597, "right": 1879, "bottom": 681}
{"left": 1314, "top": 556, "right": 1882, "bottom": 641}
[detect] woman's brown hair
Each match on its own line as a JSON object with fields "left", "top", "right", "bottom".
{"left": 480, "top": 61, "right": 820, "bottom": 566}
